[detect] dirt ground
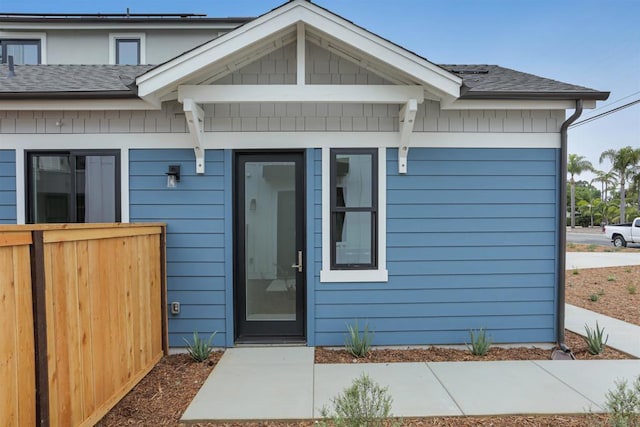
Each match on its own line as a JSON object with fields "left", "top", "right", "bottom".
{"left": 567, "top": 242, "right": 639, "bottom": 253}
{"left": 99, "top": 264, "right": 638, "bottom": 427}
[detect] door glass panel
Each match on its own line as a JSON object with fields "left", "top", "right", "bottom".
{"left": 31, "top": 155, "right": 72, "bottom": 223}
{"left": 244, "top": 161, "right": 297, "bottom": 321}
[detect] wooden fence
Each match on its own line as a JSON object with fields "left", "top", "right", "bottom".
{"left": 0, "top": 223, "right": 167, "bottom": 427}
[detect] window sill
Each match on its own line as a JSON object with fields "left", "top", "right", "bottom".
{"left": 320, "top": 268, "right": 388, "bottom": 283}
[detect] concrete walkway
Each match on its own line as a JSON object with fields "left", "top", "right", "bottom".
{"left": 182, "top": 348, "right": 640, "bottom": 421}
{"left": 181, "top": 252, "right": 640, "bottom": 422}
{"left": 566, "top": 251, "right": 640, "bottom": 269}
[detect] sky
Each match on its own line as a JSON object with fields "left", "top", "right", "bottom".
{"left": 2, "top": 0, "right": 639, "bottom": 182}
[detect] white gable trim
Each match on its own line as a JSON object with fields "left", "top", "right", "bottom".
{"left": 136, "top": 0, "right": 461, "bottom": 103}
{"left": 177, "top": 85, "right": 425, "bottom": 104}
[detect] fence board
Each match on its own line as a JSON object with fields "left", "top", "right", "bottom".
{"left": 0, "top": 223, "right": 166, "bottom": 427}
{"left": 0, "top": 241, "right": 35, "bottom": 427}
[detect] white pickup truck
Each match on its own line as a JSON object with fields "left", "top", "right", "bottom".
{"left": 604, "top": 217, "right": 640, "bottom": 247}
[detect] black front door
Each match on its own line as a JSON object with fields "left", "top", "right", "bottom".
{"left": 234, "top": 152, "right": 305, "bottom": 342}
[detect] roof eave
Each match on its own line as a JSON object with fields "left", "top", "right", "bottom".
{"left": 459, "top": 90, "right": 610, "bottom": 101}
{"left": 0, "top": 91, "right": 138, "bottom": 100}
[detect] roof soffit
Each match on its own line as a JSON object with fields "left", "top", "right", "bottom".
{"left": 136, "top": 0, "right": 462, "bottom": 102}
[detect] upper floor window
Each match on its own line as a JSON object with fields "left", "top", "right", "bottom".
{"left": 0, "top": 39, "right": 41, "bottom": 64}
{"left": 116, "top": 38, "right": 140, "bottom": 65}
{"left": 109, "top": 33, "right": 146, "bottom": 65}
{"left": 27, "top": 151, "right": 120, "bottom": 223}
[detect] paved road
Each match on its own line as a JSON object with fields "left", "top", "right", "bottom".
{"left": 566, "top": 232, "right": 610, "bottom": 246}
{"left": 566, "top": 231, "right": 640, "bottom": 248}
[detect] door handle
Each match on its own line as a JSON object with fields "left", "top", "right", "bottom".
{"left": 291, "top": 250, "right": 303, "bottom": 273}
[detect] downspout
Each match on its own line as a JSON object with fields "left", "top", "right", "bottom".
{"left": 556, "top": 99, "right": 583, "bottom": 353}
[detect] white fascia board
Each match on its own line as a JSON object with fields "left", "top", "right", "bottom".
{"left": 177, "top": 85, "right": 425, "bottom": 104}
{"left": 137, "top": 0, "right": 461, "bottom": 100}
{"left": 442, "top": 99, "right": 597, "bottom": 110}
{"left": 1, "top": 132, "right": 560, "bottom": 150}
{"left": 0, "top": 99, "right": 160, "bottom": 111}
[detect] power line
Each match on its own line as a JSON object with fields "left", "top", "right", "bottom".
{"left": 581, "top": 90, "right": 640, "bottom": 117}
{"left": 569, "top": 98, "right": 640, "bottom": 128}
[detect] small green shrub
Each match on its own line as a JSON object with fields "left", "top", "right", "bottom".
{"left": 587, "top": 244, "right": 597, "bottom": 252}
{"left": 598, "top": 288, "right": 606, "bottom": 296}
{"left": 467, "top": 328, "right": 492, "bottom": 356}
{"left": 590, "top": 294, "right": 600, "bottom": 302}
{"left": 608, "top": 275, "right": 617, "bottom": 282}
{"left": 625, "top": 268, "right": 632, "bottom": 273}
{"left": 345, "top": 321, "right": 373, "bottom": 358}
{"left": 319, "top": 373, "right": 401, "bottom": 427}
{"left": 583, "top": 322, "right": 608, "bottom": 355}
{"left": 183, "top": 330, "right": 217, "bottom": 362}
{"left": 605, "top": 375, "right": 640, "bottom": 427}
{"left": 573, "top": 269, "right": 580, "bottom": 275}
{"left": 627, "top": 285, "right": 637, "bottom": 295}
{"left": 567, "top": 243, "right": 576, "bottom": 249}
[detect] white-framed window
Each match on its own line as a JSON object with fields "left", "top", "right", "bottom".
{"left": 26, "top": 151, "right": 121, "bottom": 223}
{"left": 0, "top": 32, "right": 47, "bottom": 64}
{"left": 109, "top": 33, "right": 146, "bottom": 65}
{"left": 320, "top": 146, "right": 388, "bottom": 282}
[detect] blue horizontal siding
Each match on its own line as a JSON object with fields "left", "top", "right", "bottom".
{"left": 316, "top": 287, "right": 554, "bottom": 304}
{"left": 316, "top": 315, "right": 554, "bottom": 332}
{"left": 387, "top": 175, "right": 556, "bottom": 190}
{"left": 0, "top": 150, "right": 16, "bottom": 223}
{"left": 316, "top": 301, "right": 554, "bottom": 318}
{"left": 315, "top": 329, "right": 555, "bottom": 346}
{"left": 129, "top": 149, "right": 228, "bottom": 347}
{"left": 387, "top": 231, "right": 555, "bottom": 247}
{"left": 314, "top": 147, "right": 559, "bottom": 346}
{"left": 387, "top": 203, "right": 556, "bottom": 218}
{"left": 167, "top": 276, "right": 226, "bottom": 291}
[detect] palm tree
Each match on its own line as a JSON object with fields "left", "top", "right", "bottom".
{"left": 567, "top": 154, "right": 593, "bottom": 228}
{"left": 599, "top": 146, "right": 640, "bottom": 222}
{"left": 591, "top": 170, "right": 617, "bottom": 225}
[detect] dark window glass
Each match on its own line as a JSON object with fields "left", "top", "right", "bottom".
{"left": 0, "top": 39, "right": 41, "bottom": 64}
{"left": 330, "top": 149, "right": 377, "bottom": 269}
{"left": 27, "top": 151, "right": 120, "bottom": 223}
{"left": 116, "top": 38, "right": 140, "bottom": 65}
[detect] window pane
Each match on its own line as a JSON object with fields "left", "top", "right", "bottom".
{"left": 31, "top": 155, "right": 72, "bottom": 223}
{"left": 29, "top": 153, "right": 118, "bottom": 224}
{"left": 116, "top": 39, "right": 139, "bottom": 65}
{"left": 6, "top": 43, "right": 39, "bottom": 65}
{"left": 335, "top": 153, "right": 372, "bottom": 208}
{"left": 84, "top": 156, "right": 116, "bottom": 222}
{"left": 335, "top": 212, "right": 372, "bottom": 265}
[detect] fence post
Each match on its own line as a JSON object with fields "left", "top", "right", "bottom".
{"left": 30, "top": 230, "right": 49, "bottom": 427}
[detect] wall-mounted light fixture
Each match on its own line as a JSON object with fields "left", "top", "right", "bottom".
{"left": 166, "top": 165, "right": 181, "bottom": 188}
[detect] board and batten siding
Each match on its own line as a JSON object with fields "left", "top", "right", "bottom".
{"left": 0, "top": 150, "right": 16, "bottom": 223}
{"left": 313, "top": 147, "right": 559, "bottom": 345}
{"left": 129, "top": 149, "right": 228, "bottom": 347}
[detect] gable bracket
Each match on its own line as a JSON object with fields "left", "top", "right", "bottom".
{"left": 398, "top": 98, "right": 418, "bottom": 174}
{"left": 183, "top": 98, "right": 206, "bottom": 174}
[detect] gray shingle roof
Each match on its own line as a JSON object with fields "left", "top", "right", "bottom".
{"left": 0, "top": 63, "right": 608, "bottom": 101}
{"left": 0, "top": 65, "right": 154, "bottom": 98}
{"left": 441, "top": 64, "right": 608, "bottom": 100}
